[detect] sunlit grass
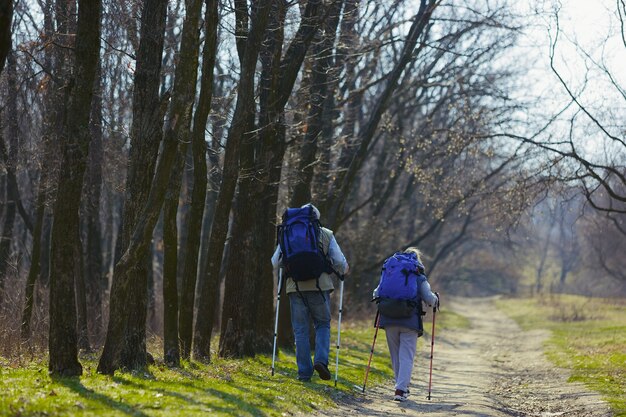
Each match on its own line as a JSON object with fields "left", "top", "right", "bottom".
{"left": 0, "top": 306, "right": 469, "bottom": 416}
{"left": 496, "top": 294, "right": 626, "bottom": 416}
{"left": 0, "top": 324, "right": 390, "bottom": 416}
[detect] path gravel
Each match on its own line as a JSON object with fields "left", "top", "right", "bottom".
{"left": 309, "top": 297, "right": 612, "bottom": 417}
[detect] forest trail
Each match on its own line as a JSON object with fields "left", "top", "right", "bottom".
{"left": 311, "top": 297, "right": 613, "bottom": 417}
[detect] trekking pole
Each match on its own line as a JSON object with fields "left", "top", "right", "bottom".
{"left": 271, "top": 268, "right": 283, "bottom": 376}
{"left": 362, "top": 310, "right": 380, "bottom": 393}
{"left": 427, "top": 306, "right": 437, "bottom": 400}
{"left": 334, "top": 276, "right": 345, "bottom": 388}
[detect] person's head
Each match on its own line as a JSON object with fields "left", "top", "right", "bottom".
{"left": 404, "top": 247, "right": 423, "bottom": 263}
{"left": 301, "top": 203, "right": 320, "bottom": 220}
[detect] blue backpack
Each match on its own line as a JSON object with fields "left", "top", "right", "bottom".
{"left": 278, "top": 206, "right": 333, "bottom": 283}
{"left": 377, "top": 252, "right": 424, "bottom": 318}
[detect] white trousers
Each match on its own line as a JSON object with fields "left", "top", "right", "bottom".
{"left": 384, "top": 326, "right": 419, "bottom": 392}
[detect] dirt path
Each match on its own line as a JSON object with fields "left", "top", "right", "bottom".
{"left": 312, "top": 297, "right": 613, "bottom": 417}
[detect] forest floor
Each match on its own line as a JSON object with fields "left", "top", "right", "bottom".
{"left": 309, "top": 297, "right": 614, "bottom": 417}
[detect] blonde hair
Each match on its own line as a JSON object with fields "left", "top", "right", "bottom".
{"left": 404, "top": 247, "right": 423, "bottom": 263}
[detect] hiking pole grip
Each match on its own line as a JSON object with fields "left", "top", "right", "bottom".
{"left": 334, "top": 278, "right": 345, "bottom": 388}
{"left": 271, "top": 268, "right": 283, "bottom": 376}
{"left": 362, "top": 310, "right": 380, "bottom": 393}
{"left": 427, "top": 307, "right": 437, "bottom": 400}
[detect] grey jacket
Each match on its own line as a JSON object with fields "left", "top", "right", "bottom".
{"left": 271, "top": 227, "right": 349, "bottom": 294}
{"left": 373, "top": 276, "right": 438, "bottom": 334}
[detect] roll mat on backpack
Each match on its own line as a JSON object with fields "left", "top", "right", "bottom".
{"left": 278, "top": 205, "right": 334, "bottom": 282}
{"left": 377, "top": 252, "right": 424, "bottom": 318}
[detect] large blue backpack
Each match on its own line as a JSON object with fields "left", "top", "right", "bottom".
{"left": 278, "top": 206, "right": 333, "bottom": 282}
{"left": 377, "top": 252, "right": 424, "bottom": 318}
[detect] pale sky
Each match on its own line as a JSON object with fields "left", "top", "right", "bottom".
{"left": 508, "top": 0, "right": 626, "bottom": 160}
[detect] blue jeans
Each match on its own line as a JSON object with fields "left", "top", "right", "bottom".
{"left": 289, "top": 291, "right": 331, "bottom": 380}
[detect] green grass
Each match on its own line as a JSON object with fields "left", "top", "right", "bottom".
{"left": 435, "top": 308, "right": 470, "bottom": 330}
{"left": 496, "top": 294, "right": 626, "bottom": 416}
{"left": 0, "top": 309, "right": 468, "bottom": 416}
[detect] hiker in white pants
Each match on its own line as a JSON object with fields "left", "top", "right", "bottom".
{"left": 385, "top": 326, "right": 420, "bottom": 398}
{"left": 373, "top": 247, "right": 439, "bottom": 401}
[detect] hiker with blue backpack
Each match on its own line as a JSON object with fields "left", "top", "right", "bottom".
{"left": 271, "top": 203, "right": 349, "bottom": 382}
{"left": 372, "top": 247, "right": 439, "bottom": 401}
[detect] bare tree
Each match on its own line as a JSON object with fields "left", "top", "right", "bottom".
{"left": 176, "top": 0, "right": 219, "bottom": 363}
{"left": 99, "top": 0, "right": 169, "bottom": 374}
{"left": 48, "top": 0, "right": 101, "bottom": 376}
{"left": 193, "top": 0, "right": 273, "bottom": 361}
{"left": 511, "top": 5, "right": 626, "bottom": 218}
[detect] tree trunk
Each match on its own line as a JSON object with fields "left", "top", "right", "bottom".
{"left": 157, "top": 0, "right": 205, "bottom": 365}
{"left": 48, "top": 0, "right": 101, "bottom": 376}
{"left": 193, "top": 0, "right": 273, "bottom": 362}
{"left": 194, "top": 98, "right": 225, "bottom": 308}
{"left": 220, "top": 0, "right": 324, "bottom": 357}
{"left": 20, "top": 188, "right": 47, "bottom": 339}
{"left": 97, "top": 65, "right": 189, "bottom": 374}
{"left": 22, "top": 0, "right": 68, "bottom": 335}
{"left": 277, "top": 0, "right": 343, "bottom": 349}
{"left": 162, "top": 149, "right": 184, "bottom": 362}
{"left": 84, "top": 63, "right": 105, "bottom": 340}
{"left": 0, "top": 52, "right": 18, "bottom": 304}
{"left": 176, "top": 0, "right": 219, "bottom": 362}
{"left": 74, "top": 249, "right": 90, "bottom": 352}
{"left": 99, "top": 0, "right": 168, "bottom": 373}
{"left": 0, "top": 0, "right": 11, "bottom": 74}
{"left": 219, "top": 161, "right": 258, "bottom": 357}
{"left": 147, "top": 245, "right": 158, "bottom": 335}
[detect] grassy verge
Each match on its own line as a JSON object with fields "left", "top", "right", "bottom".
{"left": 496, "top": 294, "right": 626, "bottom": 416}
{"left": 0, "top": 308, "right": 467, "bottom": 416}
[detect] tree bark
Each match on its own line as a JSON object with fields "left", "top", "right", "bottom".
{"left": 48, "top": 0, "right": 101, "bottom": 376}
{"left": 193, "top": 0, "right": 273, "bottom": 361}
{"left": 74, "top": 251, "right": 90, "bottom": 352}
{"left": 277, "top": 0, "right": 343, "bottom": 349}
{"left": 194, "top": 90, "right": 226, "bottom": 317}
{"left": 157, "top": 0, "right": 205, "bottom": 365}
{"left": 0, "top": 52, "right": 18, "bottom": 305}
{"left": 98, "top": 128, "right": 181, "bottom": 375}
{"left": 175, "top": 0, "right": 219, "bottom": 362}
{"left": 84, "top": 63, "right": 105, "bottom": 340}
{"left": 220, "top": 0, "right": 324, "bottom": 357}
{"left": 99, "top": 0, "right": 168, "bottom": 373}
{"left": 0, "top": 0, "right": 11, "bottom": 74}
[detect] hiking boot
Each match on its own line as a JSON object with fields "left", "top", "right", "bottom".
{"left": 393, "top": 389, "right": 408, "bottom": 402}
{"left": 313, "top": 362, "right": 331, "bottom": 380}
{"left": 298, "top": 376, "right": 311, "bottom": 382}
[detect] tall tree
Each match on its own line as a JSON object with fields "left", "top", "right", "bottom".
{"left": 0, "top": 52, "right": 19, "bottom": 304}
{"left": 219, "top": 0, "right": 325, "bottom": 357}
{"left": 83, "top": 62, "right": 105, "bottom": 339}
{"left": 193, "top": 0, "right": 273, "bottom": 361}
{"left": 324, "top": 0, "right": 438, "bottom": 229}
{"left": 176, "top": 0, "right": 219, "bottom": 362}
{"left": 276, "top": 0, "right": 344, "bottom": 349}
{"left": 48, "top": 0, "right": 101, "bottom": 376}
{"left": 159, "top": 0, "right": 205, "bottom": 364}
{"left": 21, "top": 0, "right": 61, "bottom": 339}
{"left": 99, "top": 0, "right": 168, "bottom": 373}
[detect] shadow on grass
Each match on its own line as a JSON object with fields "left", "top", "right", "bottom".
{"left": 110, "top": 373, "right": 269, "bottom": 416}
{"left": 52, "top": 375, "right": 150, "bottom": 417}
